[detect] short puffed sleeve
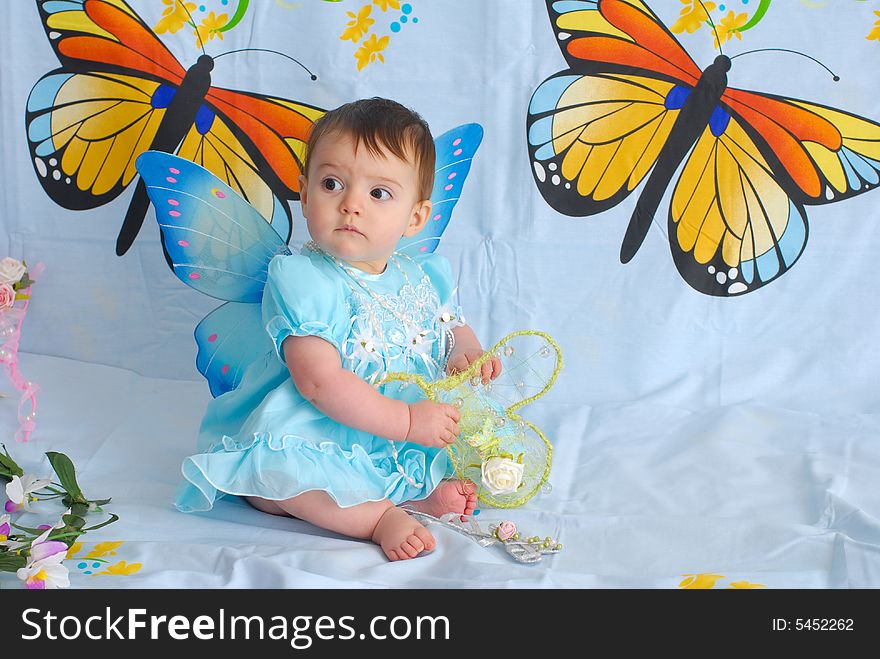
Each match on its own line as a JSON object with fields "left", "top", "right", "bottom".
{"left": 413, "top": 252, "right": 457, "bottom": 304}
{"left": 262, "top": 254, "right": 350, "bottom": 362}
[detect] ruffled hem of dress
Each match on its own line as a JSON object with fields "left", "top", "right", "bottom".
{"left": 173, "top": 431, "right": 449, "bottom": 513}
{"left": 265, "top": 315, "right": 341, "bottom": 362}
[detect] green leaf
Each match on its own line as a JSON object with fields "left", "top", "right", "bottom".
{"left": 0, "top": 444, "right": 24, "bottom": 478}
{"left": 70, "top": 502, "right": 89, "bottom": 517}
{"left": 0, "top": 551, "right": 27, "bottom": 572}
{"left": 83, "top": 513, "right": 119, "bottom": 532}
{"left": 90, "top": 498, "right": 112, "bottom": 506}
{"left": 62, "top": 514, "right": 86, "bottom": 530}
{"left": 46, "top": 452, "right": 85, "bottom": 503}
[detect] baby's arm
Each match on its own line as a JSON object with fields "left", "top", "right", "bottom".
{"left": 447, "top": 324, "right": 502, "bottom": 384}
{"left": 283, "top": 335, "right": 460, "bottom": 447}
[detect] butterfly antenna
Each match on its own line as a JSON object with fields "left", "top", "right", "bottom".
{"left": 213, "top": 48, "right": 319, "bottom": 81}
{"left": 697, "top": 0, "right": 724, "bottom": 56}
{"left": 177, "top": 0, "right": 207, "bottom": 55}
{"left": 730, "top": 48, "right": 840, "bottom": 81}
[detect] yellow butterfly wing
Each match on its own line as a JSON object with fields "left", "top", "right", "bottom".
{"left": 669, "top": 116, "right": 808, "bottom": 296}
{"left": 527, "top": 71, "right": 682, "bottom": 216}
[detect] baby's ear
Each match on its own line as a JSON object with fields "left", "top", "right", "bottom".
{"left": 404, "top": 199, "right": 432, "bottom": 237}
{"left": 298, "top": 175, "right": 309, "bottom": 210}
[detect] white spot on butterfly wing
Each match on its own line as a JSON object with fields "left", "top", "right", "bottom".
{"left": 34, "top": 158, "right": 47, "bottom": 178}
{"left": 728, "top": 282, "right": 748, "bottom": 295}
{"left": 533, "top": 162, "right": 546, "bottom": 183}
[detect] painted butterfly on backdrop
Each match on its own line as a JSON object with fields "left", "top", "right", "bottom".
{"left": 527, "top": 0, "right": 880, "bottom": 296}
{"left": 134, "top": 123, "right": 483, "bottom": 397}
{"left": 26, "top": 0, "right": 323, "bottom": 256}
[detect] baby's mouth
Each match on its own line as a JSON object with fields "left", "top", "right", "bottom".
{"left": 336, "top": 225, "right": 364, "bottom": 236}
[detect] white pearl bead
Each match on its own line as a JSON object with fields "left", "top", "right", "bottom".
{"left": 503, "top": 345, "right": 515, "bottom": 357}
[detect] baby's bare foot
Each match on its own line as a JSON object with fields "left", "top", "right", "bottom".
{"left": 372, "top": 506, "right": 436, "bottom": 561}
{"left": 407, "top": 480, "right": 477, "bottom": 521}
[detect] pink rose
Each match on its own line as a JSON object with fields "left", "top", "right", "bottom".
{"left": 0, "top": 283, "right": 15, "bottom": 311}
{"left": 496, "top": 521, "right": 517, "bottom": 542}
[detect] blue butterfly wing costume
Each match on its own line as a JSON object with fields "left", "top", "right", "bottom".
{"left": 136, "top": 124, "right": 483, "bottom": 511}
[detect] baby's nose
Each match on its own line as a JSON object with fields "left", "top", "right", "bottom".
{"left": 340, "top": 191, "right": 362, "bottom": 215}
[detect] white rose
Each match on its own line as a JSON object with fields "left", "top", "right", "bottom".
{"left": 0, "top": 258, "right": 25, "bottom": 285}
{"left": 481, "top": 457, "right": 524, "bottom": 495}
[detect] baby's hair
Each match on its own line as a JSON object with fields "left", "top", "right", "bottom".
{"left": 304, "top": 97, "right": 436, "bottom": 200}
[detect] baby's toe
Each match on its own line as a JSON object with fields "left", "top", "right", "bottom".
{"left": 399, "top": 540, "right": 419, "bottom": 559}
{"left": 413, "top": 526, "right": 436, "bottom": 551}
{"left": 461, "top": 480, "right": 477, "bottom": 496}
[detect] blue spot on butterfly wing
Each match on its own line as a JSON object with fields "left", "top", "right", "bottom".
{"left": 27, "top": 73, "right": 70, "bottom": 113}
{"left": 665, "top": 85, "right": 691, "bottom": 110}
{"left": 43, "top": 1, "right": 84, "bottom": 12}
{"left": 552, "top": 1, "right": 600, "bottom": 13}
{"left": 841, "top": 147, "right": 879, "bottom": 187}
{"left": 838, "top": 148, "right": 862, "bottom": 190}
{"left": 529, "top": 75, "right": 581, "bottom": 115}
{"left": 151, "top": 84, "right": 176, "bottom": 109}
{"left": 195, "top": 104, "right": 215, "bottom": 134}
{"left": 709, "top": 106, "right": 731, "bottom": 137}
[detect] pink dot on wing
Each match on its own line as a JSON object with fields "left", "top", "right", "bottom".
{"left": 166, "top": 177, "right": 177, "bottom": 183}
{"left": 433, "top": 214, "right": 441, "bottom": 221}
{"left": 168, "top": 199, "right": 179, "bottom": 206}
{"left": 169, "top": 167, "right": 180, "bottom": 174}
{"left": 169, "top": 210, "right": 181, "bottom": 217}
{"left": 189, "top": 272, "right": 201, "bottom": 280}
{"left": 452, "top": 138, "right": 461, "bottom": 146}
{"left": 178, "top": 240, "right": 190, "bottom": 247}
{"left": 208, "top": 334, "right": 218, "bottom": 342}
{"left": 221, "top": 364, "right": 230, "bottom": 374}
{"left": 447, "top": 172, "right": 456, "bottom": 179}
{"left": 453, "top": 149, "right": 462, "bottom": 156}
{"left": 419, "top": 246, "right": 428, "bottom": 252}
{"left": 444, "top": 184, "right": 453, "bottom": 191}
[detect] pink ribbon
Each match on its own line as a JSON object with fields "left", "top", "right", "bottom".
{"left": 0, "top": 263, "right": 44, "bottom": 442}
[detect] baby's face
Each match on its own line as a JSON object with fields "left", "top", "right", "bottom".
{"left": 299, "top": 131, "right": 430, "bottom": 274}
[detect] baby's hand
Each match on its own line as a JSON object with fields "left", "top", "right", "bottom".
{"left": 446, "top": 349, "right": 502, "bottom": 384}
{"left": 405, "top": 400, "right": 461, "bottom": 448}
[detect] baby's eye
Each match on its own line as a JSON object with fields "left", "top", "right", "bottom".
{"left": 370, "top": 188, "right": 392, "bottom": 201}
{"left": 321, "top": 177, "right": 342, "bottom": 191}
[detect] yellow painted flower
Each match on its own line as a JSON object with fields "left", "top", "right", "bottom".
{"left": 868, "top": 11, "right": 880, "bottom": 42}
{"left": 195, "top": 11, "right": 228, "bottom": 47}
{"left": 94, "top": 560, "right": 142, "bottom": 577}
{"left": 341, "top": 5, "right": 375, "bottom": 43}
{"left": 714, "top": 10, "right": 748, "bottom": 48}
{"left": 671, "top": 0, "right": 717, "bottom": 34}
{"left": 85, "top": 541, "right": 124, "bottom": 559}
{"left": 354, "top": 33, "right": 389, "bottom": 71}
{"left": 155, "top": 0, "right": 197, "bottom": 35}
{"left": 679, "top": 573, "right": 725, "bottom": 589}
{"left": 729, "top": 581, "right": 766, "bottom": 589}
{"left": 374, "top": 0, "right": 401, "bottom": 11}
{"left": 66, "top": 542, "right": 83, "bottom": 559}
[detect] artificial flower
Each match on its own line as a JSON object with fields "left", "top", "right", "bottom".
{"left": 354, "top": 33, "right": 389, "bottom": 70}
{"left": 0, "top": 283, "right": 15, "bottom": 311}
{"left": 481, "top": 456, "right": 524, "bottom": 495}
{"left": 0, "top": 257, "right": 26, "bottom": 285}
{"left": 16, "top": 527, "right": 70, "bottom": 590}
{"left": 0, "top": 513, "right": 11, "bottom": 546}
{"left": 437, "top": 301, "right": 465, "bottom": 329}
{"left": 495, "top": 520, "right": 517, "bottom": 541}
{"left": 5, "top": 474, "right": 52, "bottom": 513}
{"left": 373, "top": 0, "right": 400, "bottom": 11}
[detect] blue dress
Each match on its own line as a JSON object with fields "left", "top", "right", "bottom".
{"left": 174, "top": 245, "right": 464, "bottom": 512}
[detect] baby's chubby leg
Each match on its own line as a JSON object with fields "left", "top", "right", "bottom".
{"left": 247, "top": 492, "right": 435, "bottom": 561}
